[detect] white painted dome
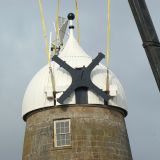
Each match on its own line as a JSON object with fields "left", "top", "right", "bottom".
{"left": 22, "top": 31, "right": 127, "bottom": 118}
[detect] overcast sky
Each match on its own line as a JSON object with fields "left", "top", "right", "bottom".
{"left": 0, "top": 0, "right": 160, "bottom": 159}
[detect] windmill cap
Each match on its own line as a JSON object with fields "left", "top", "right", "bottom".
{"left": 22, "top": 26, "right": 128, "bottom": 120}
{"left": 68, "top": 13, "right": 75, "bottom": 20}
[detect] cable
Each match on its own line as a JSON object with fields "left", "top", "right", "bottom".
{"left": 38, "top": 0, "right": 51, "bottom": 67}
{"left": 38, "top": 0, "right": 56, "bottom": 105}
{"left": 75, "top": 0, "right": 80, "bottom": 44}
{"left": 106, "top": 0, "right": 111, "bottom": 67}
{"left": 54, "top": 0, "right": 60, "bottom": 54}
{"left": 106, "top": 0, "right": 111, "bottom": 91}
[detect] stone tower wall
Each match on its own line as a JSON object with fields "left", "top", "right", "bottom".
{"left": 23, "top": 105, "right": 132, "bottom": 160}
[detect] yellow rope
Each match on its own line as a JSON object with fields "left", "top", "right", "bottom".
{"left": 106, "top": 0, "right": 111, "bottom": 91}
{"left": 106, "top": 0, "right": 111, "bottom": 67}
{"left": 75, "top": 0, "right": 80, "bottom": 44}
{"left": 38, "top": 0, "right": 51, "bottom": 67}
{"left": 39, "top": 0, "right": 56, "bottom": 103}
{"left": 54, "top": 0, "right": 60, "bottom": 54}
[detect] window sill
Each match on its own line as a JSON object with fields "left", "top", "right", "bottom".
{"left": 51, "top": 146, "right": 72, "bottom": 151}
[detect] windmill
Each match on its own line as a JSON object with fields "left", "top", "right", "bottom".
{"left": 21, "top": 0, "right": 160, "bottom": 160}
{"left": 22, "top": 13, "right": 132, "bottom": 159}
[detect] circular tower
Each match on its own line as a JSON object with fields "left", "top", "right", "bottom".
{"left": 22, "top": 14, "right": 132, "bottom": 160}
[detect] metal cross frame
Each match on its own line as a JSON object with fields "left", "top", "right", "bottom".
{"left": 52, "top": 53, "right": 111, "bottom": 104}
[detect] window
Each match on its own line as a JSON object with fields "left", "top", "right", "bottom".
{"left": 54, "top": 119, "right": 71, "bottom": 147}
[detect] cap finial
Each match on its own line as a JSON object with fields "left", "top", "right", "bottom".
{"left": 68, "top": 13, "right": 75, "bottom": 30}
{"left": 68, "top": 13, "right": 75, "bottom": 20}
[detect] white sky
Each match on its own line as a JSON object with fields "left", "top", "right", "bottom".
{"left": 0, "top": 0, "right": 160, "bottom": 159}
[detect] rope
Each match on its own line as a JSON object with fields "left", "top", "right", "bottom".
{"left": 54, "top": 0, "right": 60, "bottom": 54}
{"left": 75, "top": 0, "right": 80, "bottom": 44}
{"left": 106, "top": 0, "right": 111, "bottom": 91}
{"left": 49, "top": 66, "right": 56, "bottom": 105}
{"left": 106, "top": 0, "right": 111, "bottom": 67}
{"left": 38, "top": 0, "right": 56, "bottom": 104}
{"left": 38, "top": 0, "right": 51, "bottom": 67}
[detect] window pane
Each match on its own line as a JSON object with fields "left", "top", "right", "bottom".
{"left": 61, "top": 122, "right": 65, "bottom": 128}
{"left": 57, "top": 134, "right": 60, "bottom": 141}
{"left": 61, "top": 134, "right": 65, "bottom": 140}
{"left": 57, "top": 140, "right": 61, "bottom": 146}
{"left": 56, "top": 127, "right": 60, "bottom": 134}
{"left": 65, "top": 127, "right": 69, "bottom": 133}
{"left": 61, "top": 127, "right": 65, "bottom": 133}
{"left": 65, "top": 121, "right": 69, "bottom": 128}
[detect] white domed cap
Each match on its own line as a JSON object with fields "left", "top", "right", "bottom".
{"left": 22, "top": 33, "right": 127, "bottom": 119}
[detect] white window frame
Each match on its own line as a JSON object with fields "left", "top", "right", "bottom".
{"left": 54, "top": 119, "right": 71, "bottom": 147}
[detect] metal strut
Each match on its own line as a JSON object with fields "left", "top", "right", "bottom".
{"left": 52, "top": 53, "right": 111, "bottom": 104}
{"left": 128, "top": 0, "right": 160, "bottom": 91}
